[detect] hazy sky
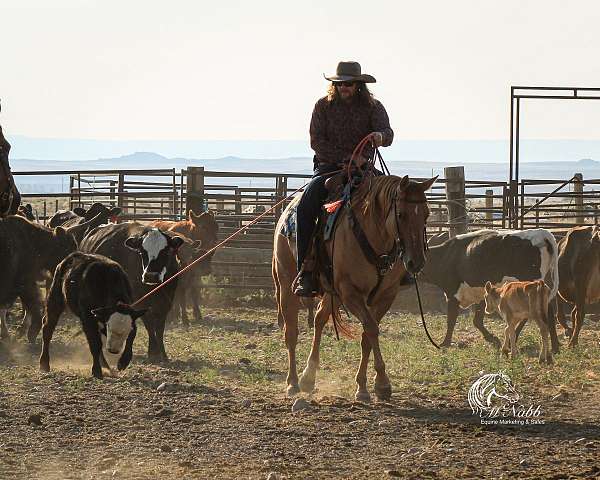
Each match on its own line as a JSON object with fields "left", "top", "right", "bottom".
{"left": 2, "top": 0, "right": 600, "bottom": 141}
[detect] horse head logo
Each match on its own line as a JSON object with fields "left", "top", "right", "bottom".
{"left": 468, "top": 371, "right": 520, "bottom": 417}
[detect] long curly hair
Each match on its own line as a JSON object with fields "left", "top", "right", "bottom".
{"left": 326, "top": 81, "right": 375, "bottom": 105}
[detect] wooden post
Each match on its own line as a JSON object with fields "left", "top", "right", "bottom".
{"left": 171, "top": 168, "right": 177, "bottom": 220}
{"left": 444, "top": 166, "right": 467, "bottom": 237}
{"left": 185, "top": 166, "right": 205, "bottom": 215}
{"left": 117, "top": 173, "right": 125, "bottom": 209}
{"left": 109, "top": 180, "right": 116, "bottom": 207}
{"left": 574, "top": 172, "right": 584, "bottom": 225}
{"left": 485, "top": 189, "right": 493, "bottom": 224}
{"left": 69, "top": 176, "right": 74, "bottom": 210}
{"left": 234, "top": 188, "right": 242, "bottom": 215}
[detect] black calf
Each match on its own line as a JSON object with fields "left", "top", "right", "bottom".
{"left": 40, "top": 252, "right": 147, "bottom": 379}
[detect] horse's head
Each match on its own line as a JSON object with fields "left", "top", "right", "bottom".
{"left": 393, "top": 175, "right": 437, "bottom": 274}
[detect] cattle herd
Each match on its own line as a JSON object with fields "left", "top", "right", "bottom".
{"left": 0, "top": 199, "right": 598, "bottom": 386}
{"left": 0, "top": 203, "right": 219, "bottom": 378}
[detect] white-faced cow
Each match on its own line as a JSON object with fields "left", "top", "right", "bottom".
{"left": 40, "top": 252, "right": 148, "bottom": 378}
{"left": 79, "top": 222, "right": 185, "bottom": 362}
{"left": 149, "top": 210, "right": 218, "bottom": 326}
{"left": 421, "top": 228, "right": 560, "bottom": 351}
{"left": 0, "top": 216, "right": 77, "bottom": 342}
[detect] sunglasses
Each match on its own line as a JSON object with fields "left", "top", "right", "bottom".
{"left": 334, "top": 81, "right": 356, "bottom": 87}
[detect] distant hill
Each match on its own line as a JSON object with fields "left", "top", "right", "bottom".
{"left": 9, "top": 152, "right": 600, "bottom": 194}
{"left": 7, "top": 135, "right": 600, "bottom": 164}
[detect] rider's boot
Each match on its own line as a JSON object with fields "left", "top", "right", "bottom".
{"left": 293, "top": 271, "right": 318, "bottom": 297}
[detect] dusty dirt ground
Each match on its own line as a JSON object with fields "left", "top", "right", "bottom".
{"left": 1, "top": 306, "right": 600, "bottom": 480}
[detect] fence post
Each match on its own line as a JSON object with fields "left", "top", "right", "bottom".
{"left": 485, "top": 189, "right": 493, "bottom": 224}
{"left": 574, "top": 172, "right": 584, "bottom": 225}
{"left": 109, "top": 180, "right": 116, "bottom": 207}
{"left": 444, "top": 166, "right": 467, "bottom": 237}
{"left": 234, "top": 188, "right": 242, "bottom": 215}
{"left": 186, "top": 166, "right": 205, "bottom": 215}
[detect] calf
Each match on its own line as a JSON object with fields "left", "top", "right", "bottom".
{"left": 80, "top": 222, "right": 184, "bottom": 362}
{"left": 421, "top": 228, "right": 560, "bottom": 352}
{"left": 484, "top": 280, "right": 553, "bottom": 364}
{"left": 40, "top": 252, "right": 147, "bottom": 378}
{"left": 149, "top": 209, "right": 218, "bottom": 325}
{"left": 0, "top": 216, "right": 77, "bottom": 342}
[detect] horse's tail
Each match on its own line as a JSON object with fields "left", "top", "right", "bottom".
{"left": 330, "top": 301, "right": 356, "bottom": 339}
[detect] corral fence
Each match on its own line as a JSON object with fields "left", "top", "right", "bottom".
{"left": 12, "top": 167, "right": 600, "bottom": 293}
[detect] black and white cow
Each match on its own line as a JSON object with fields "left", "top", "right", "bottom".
{"left": 48, "top": 203, "right": 122, "bottom": 242}
{"left": 79, "top": 222, "right": 184, "bottom": 362}
{"left": 40, "top": 252, "right": 147, "bottom": 378}
{"left": 421, "top": 228, "right": 560, "bottom": 351}
{"left": 0, "top": 216, "right": 77, "bottom": 342}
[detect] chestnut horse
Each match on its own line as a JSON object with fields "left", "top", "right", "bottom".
{"left": 276, "top": 174, "right": 436, "bottom": 401}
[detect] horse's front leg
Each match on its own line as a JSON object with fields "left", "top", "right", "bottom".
{"left": 365, "top": 321, "right": 391, "bottom": 401}
{"left": 344, "top": 291, "right": 391, "bottom": 401}
{"left": 282, "top": 288, "right": 301, "bottom": 396}
{"left": 354, "top": 332, "right": 372, "bottom": 402}
{"left": 299, "top": 296, "right": 332, "bottom": 393}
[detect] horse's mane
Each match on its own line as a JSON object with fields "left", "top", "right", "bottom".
{"left": 353, "top": 175, "right": 421, "bottom": 220}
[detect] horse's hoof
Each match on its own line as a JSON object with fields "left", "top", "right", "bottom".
{"left": 39, "top": 363, "right": 50, "bottom": 373}
{"left": 355, "top": 390, "right": 371, "bottom": 403}
{"left": 439, "top": 340, "right": 452, "bottom": 348}
{"left": 298, "top": 375, "right": 315, "bottom": 394}
{"left": 286, "top": 384, "right": 300, "bottom": 397}
{"left": 374, "top": 384, "right": 392, "bottom": 401}
{"left": 564, "top": 328, "right": 573, "bottom": 339}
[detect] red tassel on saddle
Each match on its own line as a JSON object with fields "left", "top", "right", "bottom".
{"left": 323, "top": 199, "right": 343, "bottom": 213}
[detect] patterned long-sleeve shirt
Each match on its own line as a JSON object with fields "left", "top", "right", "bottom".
{"left": 309, "top": 95, "right": 393, "bottom": 174}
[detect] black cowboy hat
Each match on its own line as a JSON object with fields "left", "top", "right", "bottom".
{"left": 324, "top": 61, "right": 376, "bottom": 83}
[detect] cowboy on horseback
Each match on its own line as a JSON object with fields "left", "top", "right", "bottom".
{"left": 293, "top": 61, "right": 394, "bottom": 297}
{"left": 0, "top": 100, "right": 21, "bottom": 217}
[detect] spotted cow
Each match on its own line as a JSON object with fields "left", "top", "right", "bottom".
{"left": 421, "top": 228, "right": 560, "bottom": 351}
{"left": 79, "top": 222, "right": 185, "bottom": 362}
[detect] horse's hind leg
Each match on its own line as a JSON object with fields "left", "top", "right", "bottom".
{"left": 299, "top": 297, "right": 331, "bottom": 393}
{"left": 306, "top": 299, "right": 315, "bottom": 329}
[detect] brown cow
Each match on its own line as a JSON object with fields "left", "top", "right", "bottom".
{"left": 149, "top": 210, "right": 218, "bottom": 325}
{"left": 557, "top": 225, "right": 600, "bottom": 348}
{"left": 484, "top": 280, "right": 553, "bottom": 364}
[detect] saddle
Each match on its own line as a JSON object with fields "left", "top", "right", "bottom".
{"left": 300, "top": 170, "right": 403, "bottom": 303}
